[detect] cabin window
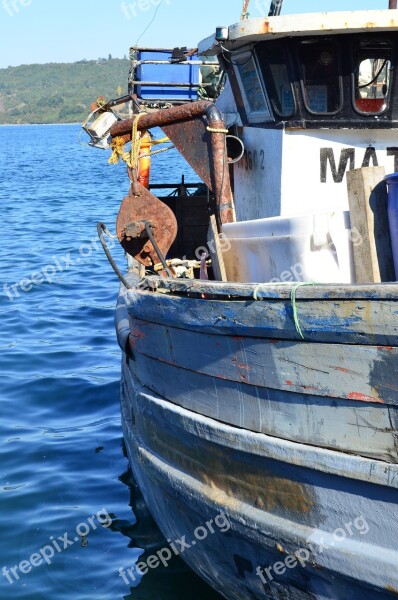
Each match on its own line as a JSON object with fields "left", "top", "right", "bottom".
{"left": 353, "top": 41, "right": 392, "bottom": 115}
{"left": 256, "top": 42, "right": 295, "bottom": 117}
{"left": 234, "top": 52, "right": 273, "bottom": 122}
{"left": 298, "top": 40, "right": 342, "bottom": 115}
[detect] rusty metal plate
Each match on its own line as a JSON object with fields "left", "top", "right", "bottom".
{"left": 116, "top": 182, "right": 177, "bottom": 267}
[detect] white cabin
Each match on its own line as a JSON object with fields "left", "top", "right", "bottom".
{"left": 199, "top": 10, "right": 398, "bottom": 221}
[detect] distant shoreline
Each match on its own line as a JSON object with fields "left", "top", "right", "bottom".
{"left": 0, "top": 122, "right": 81, "bottom": 126}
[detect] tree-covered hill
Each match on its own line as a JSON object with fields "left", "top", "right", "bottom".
{"left": 0, "top": 58, "right": 130, "bottom": 124}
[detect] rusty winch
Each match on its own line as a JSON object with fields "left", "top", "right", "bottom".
{"left": 109, "top": 100, "right": 235, "bottom": 273}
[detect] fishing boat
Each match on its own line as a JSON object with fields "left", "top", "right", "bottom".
{"left": 85, "top": 1, "right": 398, "bottom": 598}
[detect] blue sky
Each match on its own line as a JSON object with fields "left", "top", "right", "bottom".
{"left": 0, "top": 0, "right": 390, "bottom": 69}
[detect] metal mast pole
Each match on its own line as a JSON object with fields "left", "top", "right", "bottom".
{"left": 241, "top": 0, "right": 250, "bottom": 20}
{"left": 268, "top": 0, "right": 283, "bottom": 16}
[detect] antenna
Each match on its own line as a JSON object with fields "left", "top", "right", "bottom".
{"left": 268, "top": 0, "right": 283, "bottom": 16}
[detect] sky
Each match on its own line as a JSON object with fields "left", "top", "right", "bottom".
{"left": 0, "top": 0, "right": 390, "bottom": 69}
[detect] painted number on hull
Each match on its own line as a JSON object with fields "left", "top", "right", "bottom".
{"left": 237, "top": 149, "right": 265, "bottom": 171}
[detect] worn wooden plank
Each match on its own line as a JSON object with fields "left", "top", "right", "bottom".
{"left": 138, "top": 275, "right": 398, "bottom": 300}
{"left": 126, "top": 355, "right": 398, "bottom": 462}
{"left": 346, "top": 166, "right": 395, "bottom": 283}
{"left": 128, "top": 318, "right": 398, "bottom": 405}
{"left": 126, "top": 288, "right": 398, "bottom": 345}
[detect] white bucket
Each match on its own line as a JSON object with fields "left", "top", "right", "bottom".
{"left": 222, "top": 211, "right": 356, "bottom": 284}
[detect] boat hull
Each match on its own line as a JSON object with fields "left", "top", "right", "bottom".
{"left": 117, "top": 278, "right": 398, "bottom": 599}
{"left": 121, "top": 359, "right": 398, "bottom": 600}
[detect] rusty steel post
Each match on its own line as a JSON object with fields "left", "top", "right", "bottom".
{"left": 389, "top": 0, "right": 397, "bottom": 8}
{"left": 206, "top": 105, "right": 235, "bottom": 226}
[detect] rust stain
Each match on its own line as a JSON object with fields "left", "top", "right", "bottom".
{"left": 348, "top": 392, "right": 384, "bottom": 404}
{"left": 143, "top": 420, "right": 314, "bottom": 516}
{"left": 129, "top": 327, "right": 145, "bottom": 349}
{"left": 237, "top": 363, "right": 251, "bottom": 371}
{"left": 386, "top": 586, "right": 398, "bottom": 596}
{"left": 378, "top": 346, "right": 394, "bottom": 351}
{"left": 262, "top": 19, "right": 271, "bottom": 33}
{"left": 130, "top": 327, "right": 145, "bottom": 339}
{"left": 285, "top": 380, "right": 294, "bottom": 386}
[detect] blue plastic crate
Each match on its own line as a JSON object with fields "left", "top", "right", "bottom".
{"left": 136, "top": 50, "right": 200, "bottom": 101}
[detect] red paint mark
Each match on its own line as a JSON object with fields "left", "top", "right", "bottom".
{"left": 130, "top": 327, "right": 145, "bottom": 339}
{"left": 285, "top": 380, "right": 294, "bottom": 386}
{"left": 378, "top": 346, "right": 394, "bottom": 351}
{"left": 348, "top": 392, "right": 384, "bottom": 404}
{"left": 333, "top": 367, "right": 350, "bottom": 373}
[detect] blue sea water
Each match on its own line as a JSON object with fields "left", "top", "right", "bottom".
{"left": 0, "top": 124, "right": 223, "bottom": 600}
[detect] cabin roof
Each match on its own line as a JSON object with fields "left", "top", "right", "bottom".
{"left": 198, "top": 10, "right": 398, "bottom": 55}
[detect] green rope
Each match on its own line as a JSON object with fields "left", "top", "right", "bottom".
{"left": 290, "top": 282, "right": 320, "bottom": 340}
{"left": 253, "top": 281, "right": 320, "bottom": 340}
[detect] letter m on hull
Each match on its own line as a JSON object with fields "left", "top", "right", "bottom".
{"left": 320, "top": 148, "right": 355, "bottom": 183}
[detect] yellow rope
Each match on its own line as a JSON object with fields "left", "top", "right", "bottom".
{"left": 130, "top": 112, "right": 145, "bottom": 169}
{"left": 206, "top": 126, "right": 229, "bottom": 133}
{"left": 108, "top": 112, "right": 146, "bottom": 168}
{"left": 151, "top": 136, "right": 169, "bottom": 145}
{"left": 108, "top": 116, "right": 170, "bottom": 168}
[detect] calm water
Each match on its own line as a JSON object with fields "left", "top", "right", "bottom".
{"left": 0, "top": 124, "right": 223, "bottom": 600}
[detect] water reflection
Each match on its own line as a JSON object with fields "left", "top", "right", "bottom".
{"left": 118, "top": 461, "right": 224, "bottom": 600}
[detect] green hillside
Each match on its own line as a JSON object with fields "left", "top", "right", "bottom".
{"left": 0, "top": 58, "right": 130, "bottom": 124}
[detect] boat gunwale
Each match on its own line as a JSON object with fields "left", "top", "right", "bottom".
{"left": 134, "top": 275, "right": 398, "bottom": 301}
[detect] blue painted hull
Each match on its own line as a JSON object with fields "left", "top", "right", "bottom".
{"left": 117, "top": 277, "right": 398, "bottom": 599}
